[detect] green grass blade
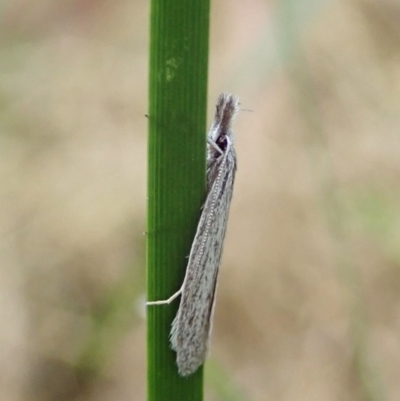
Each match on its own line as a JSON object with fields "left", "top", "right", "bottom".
{"left": 147, "top": 0, "right": 210, "bottom": 400}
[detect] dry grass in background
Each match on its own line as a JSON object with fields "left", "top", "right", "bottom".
{"left": 1, "top": 0, "right": 400, "bottom": 400}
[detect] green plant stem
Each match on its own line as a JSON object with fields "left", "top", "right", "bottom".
{"left": 147, "top": 0, "right": 210, "bottom": 400}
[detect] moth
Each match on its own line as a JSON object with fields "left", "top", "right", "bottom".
{"left": 148, "top": 93, "right": 239, "bottom": 376}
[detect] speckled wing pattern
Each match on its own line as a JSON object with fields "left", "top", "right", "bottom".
{"left": 170, "top": 93, "right": 239, "bottom": 376}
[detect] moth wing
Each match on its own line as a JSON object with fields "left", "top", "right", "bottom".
{"left": 170, "top": 150, "right": 236, "bottom": 376}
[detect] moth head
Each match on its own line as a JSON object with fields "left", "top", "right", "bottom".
{"left": 209, "top": 93, "right": 239, "bottom": 147}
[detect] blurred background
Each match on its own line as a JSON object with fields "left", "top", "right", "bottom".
{"left": 2, "top": 0, "right": 400, "bottom": 400}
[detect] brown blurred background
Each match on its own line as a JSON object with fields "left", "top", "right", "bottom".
{"left": 2, "top": 0, "right": 400, "bottom": 400}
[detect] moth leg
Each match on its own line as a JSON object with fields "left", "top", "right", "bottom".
{"left": 207, "top": 137, "right": 223, "bottom": 155}
{"left": 147, "top": 287, "right": 183, "bottom": 306}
